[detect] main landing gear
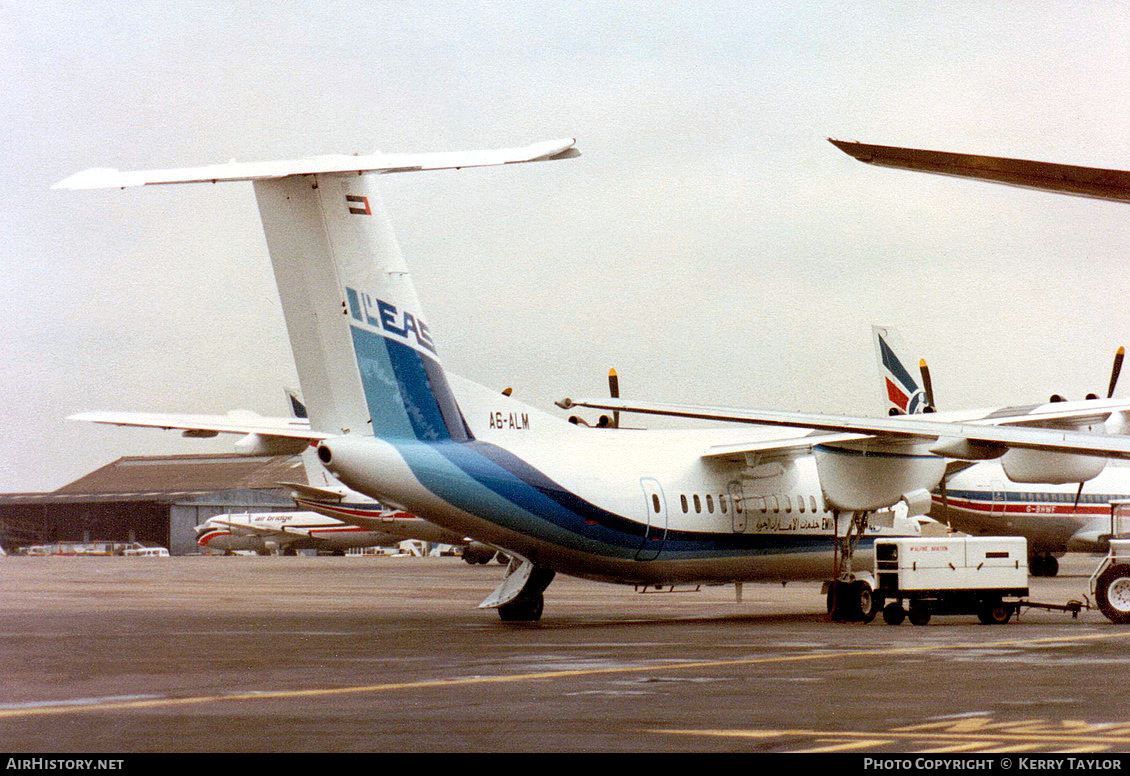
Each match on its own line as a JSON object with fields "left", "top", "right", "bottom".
{"left": 1029, "top": 553, "right": 1060, "bottom": 577}
{"left": 825, "top": 510, "right": 880, "bottom": 623}
{"left": 826, "top": 577, "right": 879, "bottom": 623}
{"left": 479, "top": 554, "right": 556, "bottom": 622}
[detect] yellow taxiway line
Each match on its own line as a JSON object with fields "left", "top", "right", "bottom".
{"left": 2, "top": 630, "right": 1127, "bottom": 720}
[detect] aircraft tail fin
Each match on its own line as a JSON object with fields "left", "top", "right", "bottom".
{"left": 871, "top": 325, "right": 928, "bottom": 416}
{"left": 59, "top": 140, "right": 579, "bottom": 442}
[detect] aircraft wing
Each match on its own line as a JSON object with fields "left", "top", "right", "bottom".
{"left": 279, "top": 481, "right": 346, "bottom": 502}
{"left": 209, "top": 518, "right": 289, "bottom": 539}
{"left": 556, "top": 397, "right": 1130, "bottom": 460}
{"left": 702, "top": 432, "right": 869, "bottom": 460}
{"left": 69, "top": 410, "right": 330, "bottom": 441}
{"left": 829, "top": 139, "right": 1130, "bottom": 203}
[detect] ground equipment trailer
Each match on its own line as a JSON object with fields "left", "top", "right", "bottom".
{"left": 875, "top": 536, "right": 1029, "bottom": 625}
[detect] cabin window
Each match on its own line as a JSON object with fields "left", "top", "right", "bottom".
{"left": 693, "top": 494, "right": 701, "bottom": 513}
{"left": 783, "top": 495, "right": 792, "bottom": 513}
{"left": 810, "top": 496, "right": 818, "bottom": 513}
{"left": 706, "top": 494, "right": 714, "bottom": 513}
{"left": 798, "top": 495, "right": 805, "bottom": 513}
{"left": 720, "top": 495, "right": 728, "bottom": 514}
{"left": 652, "top": 494, "right": 661, "bottom": 513}
{"left": 680, "top": 494, "right": 688, "bottom": 513}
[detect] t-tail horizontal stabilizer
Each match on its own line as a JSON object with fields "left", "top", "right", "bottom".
{"left": 53, "top": 139, "right": 579, "bottom": 189}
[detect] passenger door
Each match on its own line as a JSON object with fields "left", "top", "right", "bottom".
{"left": 729, "top": 481, "right": 746, "bottom": 533}
{"left": 637, "top": 477, "right": 667, "bottom": 561}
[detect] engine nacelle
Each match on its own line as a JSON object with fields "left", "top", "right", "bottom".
{"left": 1001, "top": 449, "right": 1107, "bottom": 484}
{"left": 814, "top": 443, "right": 944, "bottom": 512}
{"left": 1000, "top": 409, "right": 1111, "bottom": 484}
{"left": 234, "top": 432, "right": 310, "bottom": 456}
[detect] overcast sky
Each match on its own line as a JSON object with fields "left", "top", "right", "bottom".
{"left": 5, "top": 2, "right": 1130, "bottom": 492}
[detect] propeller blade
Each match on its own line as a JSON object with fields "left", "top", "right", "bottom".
{"left": 608, "top": 368, "right": 620, "bottom": 429}
{"left": 919, "top": 359, "right": 936, "bottom": 412}
{"left": 1108, "top": 346, "right": 1125, "bottom": 398}
{"left": 1073, "top": 481, "right": 1085, "bottom": 511}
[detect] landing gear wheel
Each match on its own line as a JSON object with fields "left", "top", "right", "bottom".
{"left": 977, "top": 599, "right": 1012, "bottom": 625}
{"left": 827, "top": 580, "right": 877, "bottom": 622}
{"left": 859, "top": 582, "right": 880, "bottom": 624}
{"left": 882, "top": 602, "right": 906, "bottom": 626}
{"left": 497, "top": 591, "right": 544, "bottom": 622}
{"left": 907, "top": 601, "right": 931, "bottom": 626}
{"left": 1030, "top": 554, "right": 1059, "bottom": 577}
{"left": 493, "top": 565, "right": 555, "bottom": 623}
{"left": 1096, "top": 564, "right": 1130, "bottom": 624}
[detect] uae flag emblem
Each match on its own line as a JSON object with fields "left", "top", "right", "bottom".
{"left": 346, "top": 195, "right": 371, "bottom": 216}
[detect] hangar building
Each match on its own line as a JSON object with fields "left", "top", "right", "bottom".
{"left": 0, "top": 453, "right": 304, "bottom": 555}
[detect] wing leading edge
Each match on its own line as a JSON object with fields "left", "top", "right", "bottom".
{"left": 556, "top": 397, "right": 1130, "bottom": 461}
{"left": 829, "top": 139, "right": 1130, "bottom": 203}
{"left": 68, "top": 410, "right": 330, "bottom": 441}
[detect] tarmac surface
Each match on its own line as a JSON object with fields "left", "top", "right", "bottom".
{"left": 2, "top": 552, "right": 1130, "bottom": 753}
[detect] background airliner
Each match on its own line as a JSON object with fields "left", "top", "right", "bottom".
{"left": 57, "top": 139, "right": 1130, "bottom": 622}
{"left": 196, "top": 510, "right": 412, "bottom": 556}
{"left": 873, "top": 324, "right": 1130, "bottom": 576}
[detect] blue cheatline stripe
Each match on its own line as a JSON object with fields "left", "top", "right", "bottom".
{"left": 878, "top": 335, "right": 919, "bottom": 395}
{"left": 392, "top": 438, "right": 861, "bottom": 560}
{"left": 944, "top": 489, "right": 1130, "bottom": 506}
{"left": 350, "top": 325, "right": 471, "bottom": 442}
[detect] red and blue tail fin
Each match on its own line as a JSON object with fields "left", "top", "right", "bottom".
{"left": 871, "top": 325, "right": 928, "bottom": 415}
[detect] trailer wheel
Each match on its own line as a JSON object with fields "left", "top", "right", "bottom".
{"left": 977, "top": 600, "right": 1012, "bottom": 625}
{"left": 907, "top": 601, "right": 931, "bottom": 626}
{"left": 858, "top": 581, "right": 880, "bottom": 623}
{"left": 882, "top": 602, "right": 905, "bottom": 626}
{"left": 1096, "top": 564, "right": 1130, "bottom": 624}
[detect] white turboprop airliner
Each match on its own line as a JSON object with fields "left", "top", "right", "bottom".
{"left": 56, "top": 138, "right": 1130, "bottom": 622}
{"left": 196, "top": 510, "right": 413, "bottom": 555}
{"left": 872, "top": 324, "right": 1130, "bottom": 576}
